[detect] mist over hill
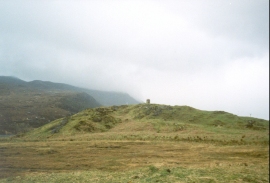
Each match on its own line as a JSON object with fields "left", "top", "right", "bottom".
{"left": 27, "top": 79, "right": 140, "bottom": 106}
{"left": 0, "top": 76, "right": 141, "bottom": 134}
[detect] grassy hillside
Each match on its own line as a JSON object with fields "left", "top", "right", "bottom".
{"left": 21, "top": 104, "right": 269, "bottom": 143}
{"left": 0, "top": 104, "right": 268, "bottom": 182}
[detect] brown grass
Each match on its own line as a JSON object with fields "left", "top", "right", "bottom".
{"left": 0, "top": 135, "right": 268, "bottom": 180}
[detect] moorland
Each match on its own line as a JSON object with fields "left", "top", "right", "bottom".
{"left": 0, "top": 104, "right": 268, "bottom": 182}
{"left": 0, "top": 76, "right": 139, "bottom": 134}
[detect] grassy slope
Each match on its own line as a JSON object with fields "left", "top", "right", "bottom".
{"left": 21, "top": 104, "right": 268, "bottom": 142}
{"left": 1, "top": 104, "right": 269, "bottom": 182}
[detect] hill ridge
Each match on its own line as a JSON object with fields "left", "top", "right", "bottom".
{"left": 21, "top": 103, "right": 269, "bottom": 140}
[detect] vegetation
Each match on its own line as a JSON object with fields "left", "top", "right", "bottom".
{"left": 0, "top": 103, "right": 269, "bottom": 182}
{"left": 0, "top": 76, "right": 140, "bottom": 134}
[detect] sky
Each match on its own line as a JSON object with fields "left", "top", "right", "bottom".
{"left": 0, "top": 0, "right": 269, "bottom": 120}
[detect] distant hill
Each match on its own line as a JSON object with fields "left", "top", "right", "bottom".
{"left": 83, "top": 90, "right": 140, "bottom": 106}
{"left": 0, "top": 76, "right": 140, "bottom": 134}
{"left": 27, "top": 79, "right": 140, "bottom": 106}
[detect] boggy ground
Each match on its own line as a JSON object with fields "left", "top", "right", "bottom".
{"left": 0, "top": 134, "right": 268, "bottom": 182}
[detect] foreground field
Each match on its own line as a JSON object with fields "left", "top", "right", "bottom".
{"left": 0, "top": 133, "right": 269, "bottom": 182}
{"left": 0, "top": 104, "right": 269, "bottom": 182}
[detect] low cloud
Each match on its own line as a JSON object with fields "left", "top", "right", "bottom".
{"left": 0, "top": 0, "right": 268, "bottom": 119}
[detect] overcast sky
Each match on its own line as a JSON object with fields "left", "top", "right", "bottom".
{"left": 0, "top": 0, "right": 269, "bottom": 120}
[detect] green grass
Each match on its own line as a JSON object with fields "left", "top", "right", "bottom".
{"left": 13, "top": 104, "right": 268, "bottom": 147}
{"left": 2, "top": 104, "right": 268, "bottom": 182}
{"left": 1, "top": 165, "right": 268, "bottom": 183}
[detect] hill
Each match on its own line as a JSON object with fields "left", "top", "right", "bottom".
{"left": 1, "top": 103, "right": 269, "bottom": 182}
{"left": 22, "top": 103, "right": 269, "bottom": 140}
{"left": 0, "top": 76, "right": 140, "bottom": 134}
{"left": 27, "top": 79, "right": 140, "bottom": 106}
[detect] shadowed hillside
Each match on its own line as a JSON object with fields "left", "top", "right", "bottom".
{"left": 0, "top": 76, "right": 140, "bottom": 134}
{"left": 0, "top": 88, "right": 100, "bottom": 134}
